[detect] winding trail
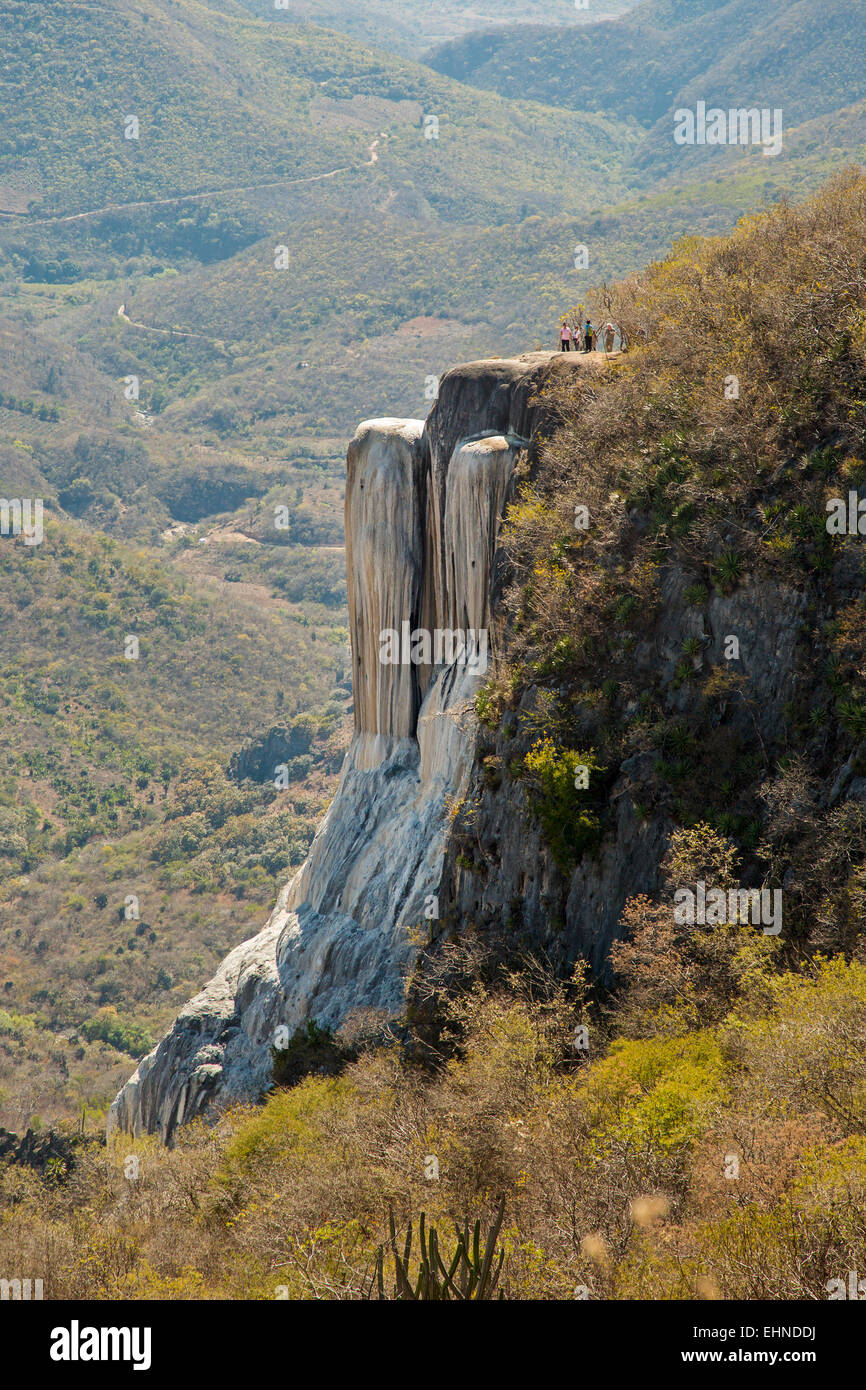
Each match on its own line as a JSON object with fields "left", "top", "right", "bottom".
{"left": 5, "top": 140, "right": 381, "bottom": 230}
{"left": 109, "top": 140, "right": 381, "bottom": 347}
{"left": 116, "top": 302, "right": 226, "bottom": 349}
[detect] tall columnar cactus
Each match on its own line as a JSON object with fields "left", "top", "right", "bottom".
{"left": 372, "top": 1196, "right": 506, "bottom": 1300}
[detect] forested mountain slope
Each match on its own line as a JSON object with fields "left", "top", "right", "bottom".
{"left": 429, "top": 0, "right": 866, "bottom": 176}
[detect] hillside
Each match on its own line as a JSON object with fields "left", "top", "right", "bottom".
{"left": 1, "top": 175, "right": 865, "bottom": 1306}
{"left": 0, "top": 0, "right": 865, "bottom": 1145}
{"left": 0, "top": 0, "right": 630, "bottom": 220}
{"left": 429, "top": 0, "right": 866, "bottom": 176}
{"left": 464, "top": 168, "right": 866, "bottom": 969}
{"left": 3, "top": 0, "right": 863, "bottom": 527}
{"left": 228, "top": 0, "right": 640, "bottom": 59}
{"left": 0, "top": 509, "right": 351, "bottom": 1127}
{"left": 0, "top": 0, "right": 366, "bottom": 217}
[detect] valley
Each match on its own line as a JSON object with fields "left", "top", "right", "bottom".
{"left": 0, "top": 0, "right": 864, "bottom": 1135}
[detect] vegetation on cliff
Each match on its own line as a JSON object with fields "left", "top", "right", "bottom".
{"left": 2, "top": 174, "right": 864, "bottom": 1298}
{"left": 496, "top": 169, "right": 866, "bottom": 963}
{"left": 0, "top": 914, "right": 862, "bottom": 1299}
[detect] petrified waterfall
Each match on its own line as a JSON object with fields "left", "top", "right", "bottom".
{"left": 109, "top": 353, "right": 574, "bottom": 1140}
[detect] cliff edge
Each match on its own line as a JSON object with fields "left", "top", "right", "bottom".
{"left": 109, "top": 351, "right": 593, "bottom": 1140}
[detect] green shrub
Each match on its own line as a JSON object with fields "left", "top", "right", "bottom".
{"left": 80, "top": 1007, "right": 153, "bottom": 1057}
{"left": 521, "top": 738, "right": 604, "bottom": 870}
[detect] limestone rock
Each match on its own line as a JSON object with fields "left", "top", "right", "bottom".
{"left": 110, "top": 353, "right": 586, "bottom": 1140}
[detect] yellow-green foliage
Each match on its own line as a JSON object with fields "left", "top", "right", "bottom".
{"left": 221, "top": 1076, "right": 367, "bottom": 1175}
{"left": 582, "top": 1034, "right": 726, "bottom": 1152}
{"left": 0, "top": 952, "right": 862, "bottom": 1299}
{"left": 521, "top": 737, "right": 604, "bottom": 869}
{"left": 725, "top": 957, "right": 866, "bottom": 1130}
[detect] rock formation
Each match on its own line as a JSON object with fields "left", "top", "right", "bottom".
{"left": 110, "top": 346, "right": 811, "bottom": 1142}
{"left": 110, "top": 352, "right": 587, "bottom": 1141}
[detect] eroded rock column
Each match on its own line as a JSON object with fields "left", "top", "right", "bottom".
{"left": 442, "top": 434, "right": 519, "bottom": 634}
{"left": 345, "top": 419, "right": 426, "bottom": 746}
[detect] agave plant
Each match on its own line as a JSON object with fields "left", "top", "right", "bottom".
{"left": 713, "top": 548, "right": 743, "bottom": 592}
{"left": 370, "top": 1197, "right": 507, "bottom": 1300}
{"left": 837, "top": 697, "right": 866, "bottom": 741}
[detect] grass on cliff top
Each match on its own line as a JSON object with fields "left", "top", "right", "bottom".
{"left": 503, "top": 166, "right": 866, "bottom": 646}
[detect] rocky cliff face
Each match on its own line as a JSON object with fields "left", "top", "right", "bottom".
{"left": 432, "top": 569, "right": 806, "bottom": 981}
{"left": 110, "top": 352, "right": 587, "bottom": 1141}
{"left": 109, "top": 348, "right": 813, "bottom": 1141}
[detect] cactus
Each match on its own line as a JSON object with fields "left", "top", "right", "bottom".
{"left": 370, "top": 1196, "right": 506, "bottom": 1300}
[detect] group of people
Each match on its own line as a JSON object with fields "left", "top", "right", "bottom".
{"left": 558, "top": 318, "right": 618, "bottom": 353}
